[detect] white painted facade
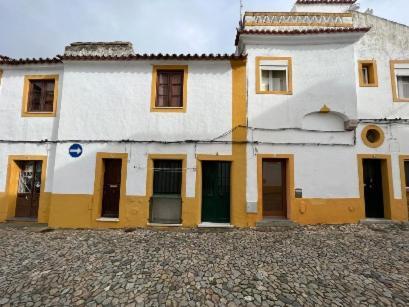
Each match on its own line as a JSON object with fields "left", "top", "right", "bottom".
{"left": 239, "top": 1, "right": 409, "bottom": 216}
{"left": 0, "top": 61, "right": 234, "bottom": 198}
{"left": 1, "top": 0, "right": 408, "bottom": 225}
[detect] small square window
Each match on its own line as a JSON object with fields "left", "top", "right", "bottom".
{"left": 358, "top": 60, "right": 378, "bottom": 87}
{"left": 256, "top": 57, "right": 292, "bottom": 95}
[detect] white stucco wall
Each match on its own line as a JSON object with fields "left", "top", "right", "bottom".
{"left": 0, "top": 143, "right": 56, "bottom": 192}
{"left": 245, "top": 42, "right": 358, "bottom": 130}
{"left": 51, "top": 143, "right": 232, "bottom": 196}
{"left": 57, "top": 61, "right": 232, "bottom": 141}
{"left": 292, "top": 4, "right": 351, "bottom": 13}
{"left": 353, "top": 12, "right": 409, "bottom": 119}
{"left": 0, "top": 65, "right": 63, "bottom": 141}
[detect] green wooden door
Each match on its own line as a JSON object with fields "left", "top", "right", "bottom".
{"left": 201, "top": 161, "right": 231, "bottom": 223}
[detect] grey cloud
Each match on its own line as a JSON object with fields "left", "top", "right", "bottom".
{"left": 0, "top": 0, "right": 408, "bottom": 58}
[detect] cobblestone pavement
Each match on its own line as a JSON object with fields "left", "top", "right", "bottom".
{"left": 0, "top": 223, "right": 408, "bottom": 307}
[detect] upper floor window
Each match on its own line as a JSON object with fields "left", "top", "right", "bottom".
{"left": 156, "top": 71, "right": 183, "bottom": 108}
{"left": 390, "top": 60, "right": 409, "bottom": 102}
{"left": 151, "top": 65, "right": 188, "bottom": 112}
{"left": 256, "top": 57, "right": 293, "bottom": 95}
{"left": 22, "top": 75, "right": 59, "bottom": 117}
{"left": 358, "top": 60, "right": 378, "bottom": 87}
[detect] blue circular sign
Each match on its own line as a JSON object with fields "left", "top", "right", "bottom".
{"left": 69, "top": 143, "right": 83, "bottom": 158}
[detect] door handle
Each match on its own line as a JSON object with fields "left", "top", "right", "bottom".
{"left": 109, "top": 184, "right": 119, "bottom": 188}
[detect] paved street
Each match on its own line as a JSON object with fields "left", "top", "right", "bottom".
{"left": 0, "top": 223, "right": 408, "bottom": 307}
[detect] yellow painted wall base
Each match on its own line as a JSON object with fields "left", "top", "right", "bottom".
{"left": 0, "top": 192, "right": 7, "bottom": 222}
{"left": 47, "top": 194, "right": 202, "bottom": 229}
{"left": 2, "top": 193, "right": 408, "bottom": 228}
{"left": 246, "top": 197, "right": 408, "bottom": 227}
{"left": 292, "top": 198, "right": 364, "bottom": 225}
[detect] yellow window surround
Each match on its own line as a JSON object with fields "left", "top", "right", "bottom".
{"left": 358, "top": 60, "right": 378, "bottom": 87}
{"left": 150, "top": 65, "right": 188, "bottom": 113}
{"left": 22, "top": 75, "right": 59, "bottom": 117}
{"left": 255, "top": 56, "right": 293, "bottom": 95}
{"left": 361, "top": 125, "right": 385, "bottom": 148}
{"left": 390, "top": 60, "right": 409, "bottom": 102}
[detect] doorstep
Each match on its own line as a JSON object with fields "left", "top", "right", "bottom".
{"left": 198, "top": 222, "right": 234, "bottom": 229}
{"left": 147, "top": 223, "right": 182, "bottom": 227}
{"left": 96, "top": 217, "right": 120, "bottom": 222}
{"left": 359, "top": 218, "right": 401, "bottom": 225}
{"left": 6, "top": 217, "right": 38, "bottom": 223}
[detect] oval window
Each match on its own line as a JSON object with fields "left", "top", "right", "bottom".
{"left": 362, "top": 125, "right": 384, "bottom": 148}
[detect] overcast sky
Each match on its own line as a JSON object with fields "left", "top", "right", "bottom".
{"left": 0, "top": 0, "right": 408, "bottom": 58}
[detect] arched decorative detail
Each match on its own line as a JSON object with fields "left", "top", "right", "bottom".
{"left": 302, "top": 111, "right": 347, "bottom": 131}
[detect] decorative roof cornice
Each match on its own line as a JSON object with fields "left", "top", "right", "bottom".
{"left": 235, "top": 27, "right": 371, "bottom": 45}
{"left": 296, "top": 0, "right": 357, "bottom": 4}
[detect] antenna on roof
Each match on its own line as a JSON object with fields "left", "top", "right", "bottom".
{"left": 239, "top": 0, "right": 244, "bottom": 28}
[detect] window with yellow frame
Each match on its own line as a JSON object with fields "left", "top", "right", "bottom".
{"left": 22, "top": 75, "right": 59, "bottom": 117}
{"left": 390, "top": 60, "right": 409, "bottom": 102}
{"left": 150, "top": 65, "right": 188, "bottom": 112}
{"left": 256, "top": 56, "right": 293, "bottom": 95}
{"left": 358, "top": 60, "right": 378, "bottom": 87}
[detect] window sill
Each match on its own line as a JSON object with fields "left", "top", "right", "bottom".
{"left": 256, "top": 90, "right": 293, "bottom": 95}
{"left": 22, "top": 112, "right": 56, "bottom": 118}
{"left": 393, "top": 97, "right": 409, "bottom": 103}
{"left": 150, "top": 107, "right": 185, "bottom": 113}
{"left": 96, "top": 217, "right": 120, "bottom": 222}
{"left": 360, "top": 83, "right": 378, "bottom": 88}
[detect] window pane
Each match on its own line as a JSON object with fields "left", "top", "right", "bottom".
{"left": 271, "top": 70, "right": 287, "bottom": 91}
{"left": 397, "top": 76, "right": 409, "bottom": 98}
{"left": 158, "top": 85, "right": 168, "bottom": 96}
{"left": 153, "top": 160, "right": 182, "bottom": 195}
{"left": 171, "top": 73, "right": 182, "bottom": 84}
{"left": 28, "top": 82, "right": 42, "bottom": 112}
{"left": 170, "top": 96, "right": 182, "bottom": 107}
{"left": 261, "top": 70, "right": 269, "bottom": 91}
{"left": 171, "top": 85, "right": 182, "bottom": 96}
{"left": 156, "top": 95, "right": 169, "bottom": 107}
{"left": 158, "top": 73, "right": 169, "bottom": 85}
{"left": 260, "top": 69, "right": 287, "bottom": 91}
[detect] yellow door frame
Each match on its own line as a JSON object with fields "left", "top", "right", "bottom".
{"left": 196, "top": 155, "right": 234, "bottom": 224}
{"left": 4, "top": 155, "right": 48, "bottom": 221}
{"left": 399, "top": 155, "right": 409, "bottom": 218}
{"left": 357, "top": 154, "right": 394, "bottom": 219}
{"left": 257, "top": 154, "right": 295, "bottom": 221}
{"left": 146, "top": 154, "right": 187, "bottom": 225}
{"left": 92, "top": 153, "right": 128, "bottom": 227}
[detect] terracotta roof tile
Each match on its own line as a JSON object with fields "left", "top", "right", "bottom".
{"left": 63, "top": 54, "right": 246, "bottom": 61}
{"left": 296, "top": 0, "right": 357, "bottom": 4}
{"left": 235, "top": 27, "right": 370, "bottom": 45}
{"left": 0, "top": 56, "right": 63, "bottom": 65}
{"left": 0, "top": 54, "right": 246, "bottom": 65}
